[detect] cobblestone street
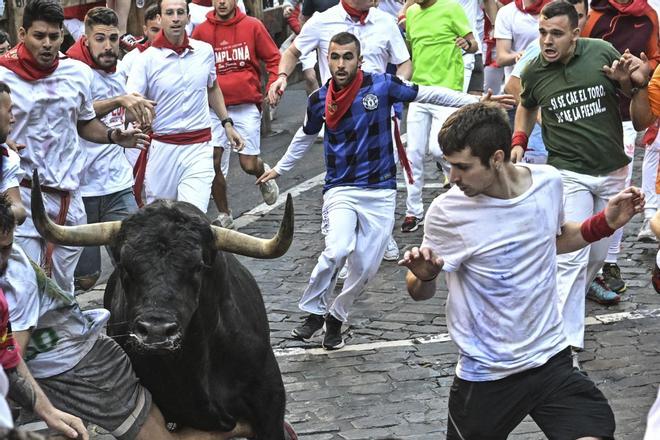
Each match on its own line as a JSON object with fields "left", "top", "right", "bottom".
{"left": 75, "top": 147, "right": 660, "bottom": 439}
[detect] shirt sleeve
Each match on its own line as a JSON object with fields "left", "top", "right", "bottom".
{"left": 3, "top": 250, "right": 40, "bottom": 332}
{"left": 414, "top": 84, "right": 479, "bottom": 107}
{"left": 254, "top": 21, "right": 282, "bottom": 91}
{"left": 511, "top": 43, "right": 538, "bottom": 79}
{"left": 386, "top": 20, "right": 410, "bottom": 66}
{"left": 421, "top": 197, "right": 471, "bottom": 272}
{"left": 293, "top": 13, "right": 321, "bottom": 57}
{"left": 0, "top": 149, "right": 22, "bottom": 193}
{"left": 493, "top": 5, "right": 512, "bottom": 40}
{"left": 450, "top": 2, "right": 473, "bottom": 38}
{"left": 205, "top": 46, "right": 217, "bottom": 88}
{"left": 126, "top": 53, "right": 149, "bottom": 96}
{"left": 77, "top": 66, "right": 96, "bottom": 122}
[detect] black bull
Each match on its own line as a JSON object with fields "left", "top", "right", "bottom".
{"left": 30, "top": 172, "right": 296, "bottom": 438}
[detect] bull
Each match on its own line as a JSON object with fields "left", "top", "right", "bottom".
{"left": 30, "top": 171, "right": 296, "bottom": 439}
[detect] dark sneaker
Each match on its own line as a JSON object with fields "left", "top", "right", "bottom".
{"left": 652, "top": 263, "right": 660, "bottom": 294}
{"left": 602, "top": 263, "right": 626, "bottom": 293}
{"left": 401, "top": 215, "right": 423, "bottom": 233}
{"left": 291, "top": 314, "right": 324, "bottom": 341}
{"left": 586, "top": 276, "right": 621, "bottom": 305}
{"left": 322, "top": 314, "right": 345, "bottom": 350}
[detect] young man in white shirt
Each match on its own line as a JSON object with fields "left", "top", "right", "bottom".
{"left": 0, "top": 0, "right": 148, "bottom": 295}
{"left": 126, "top": 0, "right": 244, "bottom": 213}
{"left": 400, "top": 102, "right": 642, "bottom": 439}
{"left": 66, "top": 7, "right": 156, "bottom": 291}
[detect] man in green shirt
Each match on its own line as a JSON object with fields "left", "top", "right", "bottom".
{"left": 513, "top": 0, "right": 631, "bottom": 354}
{"left": 400, "top": 0, "right": 477, "bottom": 233}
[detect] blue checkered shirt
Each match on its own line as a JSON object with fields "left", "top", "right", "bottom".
{"left": 302, "top": 73, "right": 418, "bottom": 192}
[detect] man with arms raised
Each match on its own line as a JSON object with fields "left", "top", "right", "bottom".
{"left": 401, "top": 102, "right": 641, "bottom": 439}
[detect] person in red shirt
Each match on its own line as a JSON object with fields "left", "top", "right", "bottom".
{"left": 193, "top": 0, "right": 281, "bottom": 228}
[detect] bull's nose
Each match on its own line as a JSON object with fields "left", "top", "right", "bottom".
{"left": 134, "top": 319, "right": 180, "bottom": 340}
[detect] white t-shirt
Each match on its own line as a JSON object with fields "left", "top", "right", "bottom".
{"left": 511, "top": 41, "right": 540, "bottom": 79}
{"left": 1, "top": 245, "right": 108, "bottom": 379}
{"left": 456, "top": 0, "right": 482, "bottom": 53}
{"left": 494, "top": 3, "right": 539, "bottom": 76}
{"left": 421, "top": 164, "right": 568, "bottom": 381}
{"left": 0, "top": 147, "right": 23, "bottom": 192}
{"left": 126, "top": 38, "right": 216, "bottom": 135}
{"left": 0, "top": 59, "right": 96, "bottom": 191}
{"left": 294, "top": 3, "right": 410, "bottom": 83}
{"left": 79, "top": 63, "right": 134, "bottom": 197}
{"left": 118, "top": 46, "right": 141, "bottom": 84}
{"left": 377, "top": 0, "right": 404, "bottom": 18}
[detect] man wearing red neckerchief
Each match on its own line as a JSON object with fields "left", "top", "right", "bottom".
{"left": 193, "top": 0, "right": 281, "bottom": 228}
{"left": 258, "top": 31, "right": 513, "bottom": 350}
{"left": 0, "top": 0, "right": 148, "bottom": 296}
{"left": 65, "top": 7, "right": 156, "bottom": 292}
{"left": 117, "top": 3, "right": 161, "bottom": 86}
{"left": 126, "top": 0, "right": 244, "bottom": 213}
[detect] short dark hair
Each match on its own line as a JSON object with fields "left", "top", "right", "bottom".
{"left": 562, "top": 0, "right": 588, "bottom": 14}
{"left": 85, "top": 7, "right": 119, "bottom": 32}
{"left": 439, "top": 102, "right": 512, "bottom": 167}
{"left": 0, "top": 81, "right": 10, "bottom": 95}
{"left": 0, "top": 31, "right": 10, "bottom": 45}
{"left": 157, "top": 0, "right": 190, "bottom": 15}
{"left": 329, "top": 32, "right": 361, "bottom": 56}
{"left": 144, "top": 4, "right": 161, "bottom": 22}
{"left": 0, "top": 193, "right": 15, "bottom": 235}
{"left": 541, "top": 0, "right": 579, "bottom": 29}
{"left": 22, "top": 0, "right": 64, "bottom": 30}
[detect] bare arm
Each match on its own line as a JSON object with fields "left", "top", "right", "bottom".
{"left": 268, "top": 44, "right": 302, "bottom": 106}
{"left": 398, "top": 247, "right": 444, "bottom": 302}
{"left": 93, "top": 93, "right": 156, "bottom": 127}
{"left": 482, "top": 0, "right": 500, "bottom": 23}
{"left": 496, "top": 38, "right": 521, "bottom": 67}
{"left": 396, "top": 59, "right": 413, "bottom": 80}
{"left": 76, "top": 118, "right": 149, "bottom": 149}
{"left": 503, "top": 75, "right": 521, "bottom": 101}
{"left": 630, "top": 87, "right": 656, "bottom": 130}
{"left": 456, "top": 32, "right": 478, "bottom": 55}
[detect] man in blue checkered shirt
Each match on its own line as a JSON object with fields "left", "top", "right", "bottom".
{"left": 257, "top": 31, "right": 513, "bottom": 350}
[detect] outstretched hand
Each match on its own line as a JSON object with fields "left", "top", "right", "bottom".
{"left": 604, "top": 186, "right": 645, "bottom": 230}
{"left": 255, "top": 167, "right": 280, "bottom": 185}
{"left": 481, "top": 89, "right": 517, "bottom": 110}
{"left": 603, "top": 50, "right": 651, "bottom": 89}
{"left": 398, "top": 246, "right": 443, "bottom": 281}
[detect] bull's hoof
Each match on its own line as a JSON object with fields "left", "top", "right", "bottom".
{"left": 284, "top": 421, "right": 298, "bottom": 440}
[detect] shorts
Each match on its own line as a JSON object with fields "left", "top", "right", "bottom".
{"left": 466, "top": 53, "right": 484, "bottom": 94}
{"left": 447, "top": 347, "right": 615, "bottom": 440}
{"left": 35, "top": 335, "right": 152, "bottom": 440}
{"left": 211, "top": 103, "right": 262, "bottom": 156}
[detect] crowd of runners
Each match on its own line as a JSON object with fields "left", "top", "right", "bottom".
{"left": 0, "top": 0, "right": 658, "bottom": 438}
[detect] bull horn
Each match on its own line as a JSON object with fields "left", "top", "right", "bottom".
{"left": 30, "top": 170, "right": 121, "bottom": 246}
{"left": 212, "top": 193, "right": 294, "bottom": 259}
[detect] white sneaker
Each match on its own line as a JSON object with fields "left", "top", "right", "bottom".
{"left": 259, "top": 164, "right": 279, "bottom": 205}
{"left": 338, "top": 263, "right": 348, "bottom": 280}
{"left": 212, "top": 211, "right": 235, "bottom": 229}
{"left": 638, "top": 218, "right": 657, "bottom": 242}
{"left": 382, "top": 236, "right": 399, "bottom": 261}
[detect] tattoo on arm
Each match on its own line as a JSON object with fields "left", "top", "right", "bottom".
{"left": 6, "top": 367, "right": 37, "bottom": 410}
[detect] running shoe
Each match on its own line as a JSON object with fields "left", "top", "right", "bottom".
{"left": 586, "top": 276, "right": 621, "bottom": 305}
{"left": 601, "top": 263, "right": 626, "bottom": 293}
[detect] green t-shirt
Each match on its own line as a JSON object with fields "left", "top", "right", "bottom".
{"left": 406, "top": 0, "right": 472, "bottom": 90}
{"left": 520, "top": 38, "right": 630, "bottom": 176}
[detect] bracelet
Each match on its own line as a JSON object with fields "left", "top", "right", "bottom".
{"left": 580, "top": 210, "right": 616, "bottom": 243}
{"left": 418, "top": 272, "right": 438, "bottom": 282}
{"left": 278, "top": 72, "right": 288, "bottom": 78}
{"left": 511, "top": 130, "right": 529, "bottom": 152}
{"left": 107, "top": 128, "right": 116, "bottom": 144}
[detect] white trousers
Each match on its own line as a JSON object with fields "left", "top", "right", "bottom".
{"left": 404, "top": 102, "right": 456, "bottom": 218}
{"left": 556, "top": 166, "right": 628, "bottom": 348}
{"left": 145, "top": 140, "right": 214, "bottom": 212}
{"left": 16, "top": 187, "right": 86, "bottom": 294}
{"left": 606, "top": 121, "right": 636, "bottom": 261}
{"left": 299, "top": 187, "right": 396, "bottom": 322}
{"left": 642, "top": 132, "right": 660, "bottom": 219}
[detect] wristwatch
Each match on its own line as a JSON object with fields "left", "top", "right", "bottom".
{"left": 221, "top": 117, "right": 234, "bottom": 128}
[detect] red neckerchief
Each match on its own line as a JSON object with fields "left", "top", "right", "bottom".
{"left": 514, "top": 0, "right": 550, "bottom": 15}
{"left": 607, "top": 0, "right": 648, "bottom": 16}
{"left": 192, "top": 0, "right": 212, "bottom": 5}
{"left": 135, "top": 40, "right": 151, "bottom": 53}
{"left": 151, "top": 30, "right": 193, "bottom": 55}
{"left": 341, "top": 0, "right": 369, "bottom": 24}
{"left": 0, "top": 43, "right": 58, "bottom": 82}
{"left": 325, "top": 70, "right": 363, "bottom": 129}
{"left": 65, "top": 37, "right": 116, "bottom": 73}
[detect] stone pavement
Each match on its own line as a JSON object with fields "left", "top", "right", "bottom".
{"left": 75, "top": 148, "right": 660, "bottom": 439}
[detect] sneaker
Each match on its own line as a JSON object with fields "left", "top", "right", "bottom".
{"left": 652, "top": 263, "right": 660, "bottom": 294}
{"left": 212, "top": 211, "right": 235, "bottom": 229}
{"left": 586, "top": 276, "right": 621, "bottom": 305}
{"left": 338, "top": 263, "right": 348, "bottom": 280}
{"left": 259, "top": 164, "right": 279, "bottom": 205}
{"left": 119, "top": 33, "right": 139, "bottom": 52}
{"left": 323, "top": 314, "right": 345, "bottom": 350}
{"left": 602, "top": 262, "right": 626, "bottom": 293}
{"left": 382, "top": 236, "right": 399, "bottom": 261}
{"left": 638, "top": 218, "right": 657, "bottom": 242}
{"left": 291, "top": 314, "right": 324, "bottom": 341}
{"left": 401, "top": 215, "right": 423, "bottom": 233}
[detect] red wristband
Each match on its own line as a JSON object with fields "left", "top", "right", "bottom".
{"left": 580, "top": 210, "right": 616, "bottom": 243}
{"left": 511, "top": 131, "right": 529, "bottom": 152}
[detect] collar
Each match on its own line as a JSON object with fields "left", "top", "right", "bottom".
{"left": 337, "top": 2, "right": 374, "bottom": 24}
